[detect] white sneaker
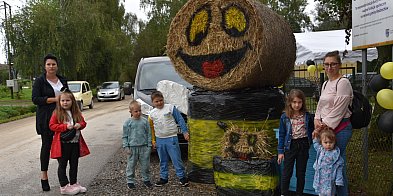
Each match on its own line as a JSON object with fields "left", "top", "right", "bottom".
{"left": 60, "top": 183, "right": 80, "bottom": 195}
{"left": 71, "top": 182, "right": 87, "bottom": 193}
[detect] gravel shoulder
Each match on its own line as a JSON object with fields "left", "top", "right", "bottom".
{"left": 87, "top": 148, "right": 217, "bottom": 195}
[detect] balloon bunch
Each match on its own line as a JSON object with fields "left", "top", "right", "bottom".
{"left": 306, "top": 60, "right": 323, "bottom": 73}
{"left": 369, "top": 62, "right": 393, "bottom": 133}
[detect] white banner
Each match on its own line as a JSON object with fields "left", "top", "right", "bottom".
{"left": 352, "top": 0, "right": 393, "bottom": 50}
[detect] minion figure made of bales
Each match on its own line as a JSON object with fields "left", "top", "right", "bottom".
{"left": 167, "top": 0, "right": 296, "bottom": 195}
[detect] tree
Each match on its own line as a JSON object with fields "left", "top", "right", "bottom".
{"left": 312, "top": 1, "right": 347, "bottom": 31}
{"left": 315, "top": 0, "right": 392, "bottom": 64}
{"left": 262, "top": 0, "right": 312, "bottom": 32}
{"left": 6, "top": 0, "right": 137, "bottom": 86}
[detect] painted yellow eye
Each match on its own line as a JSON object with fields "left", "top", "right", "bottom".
{"left": 222, "top": 5, "right": 248, "bottom": 37}
{"left": 186, "top": 5, "right": 211, "bottom": 46}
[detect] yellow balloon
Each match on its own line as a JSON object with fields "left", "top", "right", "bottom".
{"left": 380, "top": 62, "right": 393, "bottom": 79}
{"left": 317, "top": 64, "right": 324, "bottom": 72}
{"left": 307, "top": 65, "right": 316, "bottom": 73}
{"left": 376, "top": 89, "right": 393, "bottom": 110}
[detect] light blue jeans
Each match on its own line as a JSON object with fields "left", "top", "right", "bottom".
{"left": 335, "top": 123, "right": 352, "bottom": 196}
{"left": 126, "top": 145, "right": 151, "bottom": 184}
{"left": 156, "top": 136, "right": 186, "bottom": 180}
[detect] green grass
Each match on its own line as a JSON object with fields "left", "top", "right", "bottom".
{"left": 0, "top": 87, "right": 32, "bottom": 101}
{"left": 0, "top": 84, "right": 35, "bottom": 124}
{"left": 347, "top": 129, "right": 393, "bottom": 195}
{"left": 0, "top": 112, "right": 35, "bottom": 124}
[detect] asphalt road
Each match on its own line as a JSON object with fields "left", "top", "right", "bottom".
{"left": 0, "top": 96, "right": 132, "bottom": 195}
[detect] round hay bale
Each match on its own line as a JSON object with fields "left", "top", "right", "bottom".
{"left": 167, "top": 0, "right": 296, "bottom": 91}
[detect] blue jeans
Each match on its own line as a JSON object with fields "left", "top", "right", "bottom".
{"left": 335, "top": 123, "right": 352, "bottom": 196}
{"left": 156, "top": 136, "right": 186, "bottom": 180}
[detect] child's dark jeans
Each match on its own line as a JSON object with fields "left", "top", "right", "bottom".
{"left": 281, "top": 137, "right": 310, "bottom": 195}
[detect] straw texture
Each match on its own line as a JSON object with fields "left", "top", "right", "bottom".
{"left": 167, "top": 0, "right": 296, "bottom": 91}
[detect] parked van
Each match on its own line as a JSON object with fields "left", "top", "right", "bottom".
{"left": 134, "top": 56, "right": 192, "bottom": 115}
{"left": 133, "top": 56, "right": 192, "bottom": 151}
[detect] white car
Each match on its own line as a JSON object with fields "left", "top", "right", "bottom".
{"left": 68, "top": 81, "right": 94, "bottom": 111}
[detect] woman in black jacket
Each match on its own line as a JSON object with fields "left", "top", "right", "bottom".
{"left": 32, "top": 54, "right": 68, "bottom": 191}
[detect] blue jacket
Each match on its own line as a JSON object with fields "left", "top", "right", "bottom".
{"left": 278, "top": 112, "right": 314, "bottom": 154}
{"left": 313, "top": 138, "right": 344, "bottom": 195}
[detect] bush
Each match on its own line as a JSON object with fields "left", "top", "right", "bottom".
{"left": 0, "top": 105, "right": 36, "bottom": 121}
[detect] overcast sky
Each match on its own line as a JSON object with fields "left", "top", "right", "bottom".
{"left": 0, "top": 0, "right": 315, "bottom": 64}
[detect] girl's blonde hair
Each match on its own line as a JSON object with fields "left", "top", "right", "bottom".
{"left": 319, "top": 128, "right": 336, "bottom": 144}
{"left": 284, "top": 89, "right": 307, "bottom": 118}
{"left": 54, "top": 91, "right": 83, "bottom": 123}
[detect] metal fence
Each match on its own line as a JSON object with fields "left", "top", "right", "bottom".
{"left": 284, "top": 64, "right": 393, "bottom": 195}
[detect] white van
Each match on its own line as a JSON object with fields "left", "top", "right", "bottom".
{"left": 133, "top": 56, "right": 192, "bottom": 116}
{"left": 133, "top": 56, "right": 192, "bottom": 150}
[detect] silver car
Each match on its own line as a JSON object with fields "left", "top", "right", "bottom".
{"left": 97, "top": 81, "right": 125, "bottom": 101}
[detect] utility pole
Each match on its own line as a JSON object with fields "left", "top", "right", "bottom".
{"left": 1, "top": 1, "right": 13, "bottom": 98}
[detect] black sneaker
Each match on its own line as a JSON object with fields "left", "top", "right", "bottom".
{"left": 179, "top": 177, "right": 189, "bottom": 187}
{"left": 155, "top": 178, "right": 168, "bottom": 187}
{"left": 127, "top": 183, "right": 136, "bottom": 189}
{"left": 143, "top": 181, "right": 153, "bottom": 188}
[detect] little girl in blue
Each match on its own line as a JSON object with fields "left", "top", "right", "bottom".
{"left": 278, "top": 89, "right": 313, "bottom": 195}
{"left": 312, "top": 128, "right": 344, "bottom": 196}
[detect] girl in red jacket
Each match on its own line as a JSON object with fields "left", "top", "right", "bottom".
{"left": 49, "top": 89, "right": 90, "bottom": 195}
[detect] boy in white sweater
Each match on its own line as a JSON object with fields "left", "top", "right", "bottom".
{"left": 148, "top": 91, "right": 190, "bottom": 187}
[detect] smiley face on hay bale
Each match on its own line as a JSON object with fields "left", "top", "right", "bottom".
{"left": 221, "top": 124, "right": 272, "bottom": 160}
{"left": 167, "top": 0, "right": 296, "bottom": 91}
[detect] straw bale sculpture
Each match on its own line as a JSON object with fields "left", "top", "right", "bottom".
{"left": 167, "top": 0, "right": 296, "bottom": 91}
{"left": 221, "top": 124, "right": 272, "bottom": 160}
{"left": 166, "top": 0, "right": 295, "bottom": 194}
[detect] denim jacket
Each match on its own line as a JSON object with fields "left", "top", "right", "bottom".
{"left": 278, "top": 112, "right": 314, "bottom": 154}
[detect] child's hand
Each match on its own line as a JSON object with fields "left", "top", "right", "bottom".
{"left": 67, "top": 124, "right": 74, "bottom": 130}
{"left": 152, "top": 143, "right": 156, "bottom": 150}
{"left": 73, "top": 123, "right": 81, "bottom": 130}
{"left": 277, "top": 154, "right": 284, "bottom": 164}
{"left": 312, "top": 129, "right": 320, "bottom": 139}
{"left": 312, "top": 129, "right": 319, "bottom": 139}
{"left": 183, "top": 133, "right": 189, "bottom": 141}
{"left": 124, "top": 147, "right": 132, "bottom": 156}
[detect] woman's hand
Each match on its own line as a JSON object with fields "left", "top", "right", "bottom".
{"left": 314, "top": 119, "right": 322, "bottom": 129}
{"left": 277, "top": 154, "right": 284, "bottom": 164}
{"left": 312, "top": 128, "right": 320, "bottom": 139}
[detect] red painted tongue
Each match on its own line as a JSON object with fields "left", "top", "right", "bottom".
{"left": 202, "top": 60, "right": 224, "bottom": 78}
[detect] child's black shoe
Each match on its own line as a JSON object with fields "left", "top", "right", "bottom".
{"left": 155, "top": 178, "right": 168, "bottom": 187}
{"left": 127, "top": 183, "right": 135, "bottom": 189}
{"left": 179, "top": 177, "right": 189, "bottom": 187}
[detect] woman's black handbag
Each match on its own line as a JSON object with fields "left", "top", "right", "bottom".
{"left": 60, "top": 128, "right": 77, "bottom": 141}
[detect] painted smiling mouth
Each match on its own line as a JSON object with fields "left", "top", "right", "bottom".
{"left": 176, "top": 42, "right": 252, "bottom": 78}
